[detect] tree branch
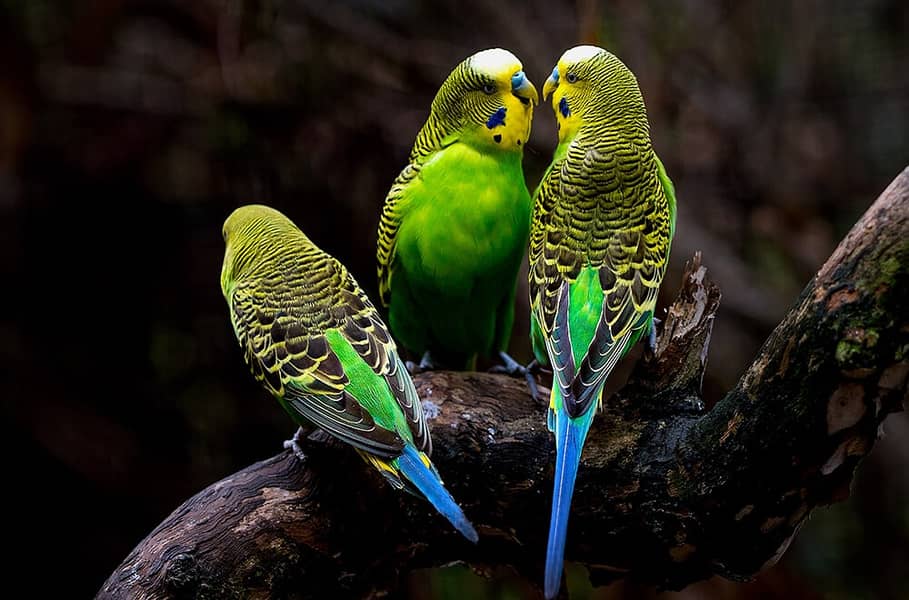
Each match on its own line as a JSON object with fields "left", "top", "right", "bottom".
{"left": 98, "top": 167, "right": 909, "bottom": 599}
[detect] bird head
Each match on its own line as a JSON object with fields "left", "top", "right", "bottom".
{"left": 417, "top": 48, "right": 538, "bottom": 156}
{"left": 220, "top": 204, "right": 301, "bottom": 297}
{"left": 543, "top": 45, "right": 647, "bottom": 144}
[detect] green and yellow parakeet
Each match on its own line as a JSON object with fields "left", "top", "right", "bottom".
{"left": 220, "top": 204, "right": 477, "bottom": 542}
{"left": 529, "top": 46, "right": 676, "bottom": 597}
{"left": 377, "top": 48, "right": 539, "bottom": 372}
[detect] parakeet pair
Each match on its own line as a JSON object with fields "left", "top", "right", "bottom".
{"left": 218, "top": 48, "right": 542, "bottom": 550}
{"left": 220, "top": 204, "right": 477, "bottom": 542}
{"left": 374, "top": 44, "right": 675, "bottom": 598}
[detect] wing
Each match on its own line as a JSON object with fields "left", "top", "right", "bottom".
{"left": 529, "top": 154, "right": 580, "bottom": 393}
{"left": 335, "top": 277, "right": 431, "bottom": 454}
{"left": 377, "top": 116, "right": 460, "bottom": 307}
{"left": 230, "top": 260, "right": 430, "bottom": 457}
{"left": 655, "top": 154, "right": 677, "bottom": 241}
{"left": 530, "top": 139, "right": 673, "bottom": 417}
{"left": 376, "top": 163, "right": 417, "bottom": 307}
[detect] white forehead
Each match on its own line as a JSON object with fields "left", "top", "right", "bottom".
{"left": 560, "top": 45, "right": 605, "bottom": 64}
{"left": 470, "top": 48, "right": 521, "bottom": 75}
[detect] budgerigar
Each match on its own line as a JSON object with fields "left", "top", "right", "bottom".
{"left": 529, "top": 46, "right": 676, "bottom": 597}
{"left": 221, "top": 204, "right": 478, "bottom": 542}
{"left": 377, "top": 48, "right": 539, "bottom": 372}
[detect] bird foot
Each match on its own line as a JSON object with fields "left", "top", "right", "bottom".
{"left": 420, "top": 399, "right": 442, "bottom": 420}
{"left": 647, "top": 316, "right": 662, "bottom": 355}
{"left": 489, "top": 352, "right": 544, "bottom": 402}
{"left": 406, "top": 351, "right": 438, "bottom": 375}
{"left": 282, "top": 427, "right": 308, "bottom": 462}
{"left": 678, "top": 396, "right": 706, "bottom": 414}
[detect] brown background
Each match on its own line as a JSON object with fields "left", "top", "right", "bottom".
{"left": 1, "top": 1, "right": 907, "bottom": 597}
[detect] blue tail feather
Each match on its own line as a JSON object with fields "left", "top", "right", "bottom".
{"left": 544, "top": 406, "right": 595, "bottom": 599}
{"left": 397, "top": 444, "right": 479, "bottom": 543}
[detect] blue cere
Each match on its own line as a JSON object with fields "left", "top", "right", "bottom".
{"left": 511, "top": 70, "right": 527, "bottom": 90}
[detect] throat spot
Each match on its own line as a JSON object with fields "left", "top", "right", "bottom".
{"left": 486, "top": 107, "right": 507, "bottom": 129}
{"left": 559, "top": 97, "right": 571, "bottom": 118}
{"left": 493, "top": 134, "right": 502, "bottom": 144}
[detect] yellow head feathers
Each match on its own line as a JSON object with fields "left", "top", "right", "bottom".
{"left": 410, "top": 48, "right": 538, "bottom": 158}
{"left": 220, "top": 205, "right": 308, "bottom": 297}
{"left": 543, "top": 45, "right": 647, "bottom": 143}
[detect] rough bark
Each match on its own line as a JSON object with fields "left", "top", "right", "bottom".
{"left": 98, "top": 167, "right": 909, "bottom": 599}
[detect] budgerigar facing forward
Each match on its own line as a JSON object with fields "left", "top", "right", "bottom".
{"left": 221, "top": 204, "right": 477, "bottom": 542}
{"left": 529, "top": 46, "right": 676, "bottom": 597}
{"left": 377, "top": 48, "right": 538, "bottom": 371}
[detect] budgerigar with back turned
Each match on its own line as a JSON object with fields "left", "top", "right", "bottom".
{"left": 529, "top": 46, "right": 676, "bottom": 598}
{"left": 221, "top": 204, "right": 478, "bottom": 542}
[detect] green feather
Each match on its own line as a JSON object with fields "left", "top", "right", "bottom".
{"left": 221, "top": 204, "right": 428, "bottom": 459}
{"left": 220, "top": 204, "right": 478, "bottom": 541}
{"left": 530, "top": 45, "right": 677, "bottom": 599}
{"left": 655, "top": 154, "right": 678, "bottom": 240}
{"left": 566, "top": 266, "right": 604, "bottom": 369}
{"left": 323, "top": 329, "right": 412, "bottom": 441}
{"left": 377, "top": 48, "right": 538, "bottom": 369}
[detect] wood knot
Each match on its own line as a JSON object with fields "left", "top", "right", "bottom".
{"left": 163, "top": 552, "right": 199, "bottom": 591}
{"left": 826, "top": 383, "right": 866, "bottom": 435}
{"left": 824, "top": 286, "right": 860, "bottom": 311}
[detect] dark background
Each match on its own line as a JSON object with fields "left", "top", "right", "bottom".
{"left": 2, "top": 1, "right": 907, "bottom": 598}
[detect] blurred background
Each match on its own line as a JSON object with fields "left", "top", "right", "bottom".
{"left": 1, "top": 0, "right": 907, "bottom": 598}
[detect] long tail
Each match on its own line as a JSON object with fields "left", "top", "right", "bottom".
{"left": 396, "top": 444, "right": 479, "bottom": 543}
{"left": 545, "top": 402, "right": 595, "bottom": 599}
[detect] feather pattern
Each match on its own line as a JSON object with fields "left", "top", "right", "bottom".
{"left": 530, "top": 46, "right": 676, "bottom": 598}
{"left": 376, "top": 49, "right": 537, "bottom": 368}
{"left": 530, "top": 58, "right": 674, "bottom": 417}
{"left": 222, "top": 205, "right": 431, "bottom": 457}
{"left": 377, "top": 51, "right": 525, "bottom": 305}
{"left": 219, "top": 205, "right": 479, "bottom": 540}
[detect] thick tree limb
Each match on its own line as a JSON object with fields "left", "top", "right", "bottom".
{"left": 99, "top": 168, "right": 909, "bottom": 599}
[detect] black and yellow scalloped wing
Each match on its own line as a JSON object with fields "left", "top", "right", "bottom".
{"left": 529, "top": 138, "right": 673, "bottom": 417}
{"left": 229, "top": 264, "right": 429, "bottom": 458}
{"left": 376, "top": 164, "right": 418, "bottom": 308}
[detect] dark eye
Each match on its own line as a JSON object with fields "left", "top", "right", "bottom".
{"left": 482, "top": 83, "right": 496, "bottom": 94}
{"left": 566, "top": 72, "right": 578, "bottom": 83}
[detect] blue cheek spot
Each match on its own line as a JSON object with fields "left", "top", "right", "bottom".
{"left": 486, "top": 107, "right": 507, "bottom": 129}
{"left": 559, "top": 97, "right": 570, "bottom": 118}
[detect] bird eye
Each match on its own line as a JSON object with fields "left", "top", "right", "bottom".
{"left": 566, "top": 72, "right": 578, "bottom": 84}
{"left": 482, "top": 83, "right": 496, "bottom": 94}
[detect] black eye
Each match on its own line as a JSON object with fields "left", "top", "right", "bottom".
{"left": 566, "top": 72, "right": 578, "bottom": 83}
{"left": 482, "top": 83, "right": 496, "bottom": 94}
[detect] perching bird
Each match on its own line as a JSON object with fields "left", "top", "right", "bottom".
{"left": 529, "top": 46, "right": 676, "bottom": 598}
{"left": 377, "top": 48, "right": 539, "bottom": 372}
{"left": 220, "top": 204, "right": 478, "bottom": 542}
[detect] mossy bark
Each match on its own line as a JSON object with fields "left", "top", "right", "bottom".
{"left": 98, "top": 168, "right": 908, "bottom": 599}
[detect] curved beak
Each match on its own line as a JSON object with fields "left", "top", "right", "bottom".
{"left": 511, "top": 70, "right": 539, "bottom": 106}
{"left": 543, "top": 66, "right": 560, "bottom": 102}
